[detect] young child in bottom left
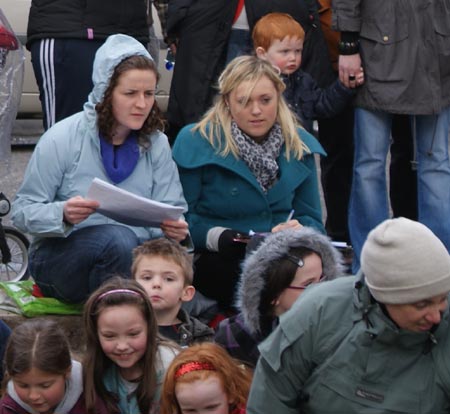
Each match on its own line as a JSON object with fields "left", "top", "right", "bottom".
{"left": 0, "top": 318, "right": 108, "bottom": 414}
{"left": 83, "top": 277, "right": 179, "bottom": 414}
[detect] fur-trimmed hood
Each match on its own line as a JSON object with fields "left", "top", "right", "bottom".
{"left": 236, "top": 227, "right": 345, "bottom": 335}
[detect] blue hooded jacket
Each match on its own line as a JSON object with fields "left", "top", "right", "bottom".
{"left": 12, "top": 34, "right": 187, "bottom": 248}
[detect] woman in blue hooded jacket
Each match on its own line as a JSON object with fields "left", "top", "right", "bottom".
{"left": 12, "top": 34, "right": 188, "bottom": 304}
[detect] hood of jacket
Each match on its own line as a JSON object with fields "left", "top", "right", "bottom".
{"left": 237, "top": 227, "right": 345, "bottom": 335}
{"left": 85, "top": 34, "right": 153, "bottom": 109}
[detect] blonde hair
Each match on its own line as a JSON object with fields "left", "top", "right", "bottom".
{"left": 193, "top": 55, "right": 309, "bottom": 160}
{"left": 253, "top": 13, "right": 305, "bottom": 51}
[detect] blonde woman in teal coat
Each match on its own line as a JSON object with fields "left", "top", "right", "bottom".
{"left": 172, "top": 55, "right": 325, "bottom": 310}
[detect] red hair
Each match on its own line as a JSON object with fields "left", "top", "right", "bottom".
{"left": 253, "top": 12, "right": 305, "bottom": 51}
{"left": 160, "top": 343, "right": 252, "bottom": 414}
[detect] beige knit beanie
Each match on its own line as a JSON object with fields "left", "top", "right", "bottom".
{"left": 361, "top": 218, "right": 450, "bottom": 304}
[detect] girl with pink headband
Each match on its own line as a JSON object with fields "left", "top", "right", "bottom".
{"left": 160, "top": 343, "right": 252, "bottom": 414}
{"left": 83, "top": 277, "right": 179, "bottom": 414}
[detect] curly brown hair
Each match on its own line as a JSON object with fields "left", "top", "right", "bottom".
{"left": 96, "top": 55, "right": 165, "bottom": 146}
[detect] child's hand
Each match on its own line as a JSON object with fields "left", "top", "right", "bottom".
{"left": 339, "top": 54, "right": 362, "bottom": 87}
{"left": 347, "top": 67, "right": 364, "bottom": 89}
{"left": 354, "top": 67, "right": 365, "bottom": 88}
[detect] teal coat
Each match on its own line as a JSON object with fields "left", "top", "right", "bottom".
{"left": 172, "top": 124, "right": 326, "bottom": 250}
{"left": 247, "top": 273, "right": 450, "bottom": 413}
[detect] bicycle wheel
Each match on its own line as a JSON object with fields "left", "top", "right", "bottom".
{"left": 0, "top": 227, "right": 30, "bottom": 282}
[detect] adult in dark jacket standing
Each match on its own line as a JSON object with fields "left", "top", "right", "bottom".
{"left": 165, "top": 0, "right": 239, "bottom": 141}
{"left": 333, "top": 0, "right": 450, "bottom": 271}
{"left": 27, "top": 0, "right": 149, "bottom": 130}
{"left": 317, "top": 0, "right": 418, "bottom": 244}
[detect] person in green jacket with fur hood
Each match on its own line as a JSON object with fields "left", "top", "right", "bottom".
{"left": 248, "top": 217, "right": 450, "bottom": 413}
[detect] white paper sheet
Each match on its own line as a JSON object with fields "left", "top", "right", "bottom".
{"left": 86, "top": 178, "right": 184, "bottom": 227}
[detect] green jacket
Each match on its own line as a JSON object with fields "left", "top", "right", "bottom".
{"left": 247, "top": 273, "right": 450, "bottom": 413}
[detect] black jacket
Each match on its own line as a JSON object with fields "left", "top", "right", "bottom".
{"left": 282, "top": 69, "right": 354, "bottom": 132}
{"left": 166, "top": 0, "right": 238, "bottom": 132}
{"left": 26, "top": 0, "right": 149, "bottom": 49}
{"left": 159, "top": 308, "right": 215, "bottom": 347}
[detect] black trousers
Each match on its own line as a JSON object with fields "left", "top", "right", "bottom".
{"left": 30, "top": 38, "right": 104, "bottom": 130}
{"left": 193, "top": 249, "right": 246, "bottom": 311}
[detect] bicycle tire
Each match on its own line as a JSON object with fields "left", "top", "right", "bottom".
{"left": 0, "top": 227, "right": 30, "bottom": 282}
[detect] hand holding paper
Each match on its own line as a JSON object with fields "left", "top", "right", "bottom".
{"left": 161, "top": 219, "right": 189, "bottom": 242}
{"left": 63, "top": 196, "right": 100, "bottom": 224}
{"left": 86, "top": 178, "right": 184, "bottom": 227}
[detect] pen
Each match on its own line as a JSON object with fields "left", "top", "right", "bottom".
{"left": 286, "top": 209, "right": 295, "bottom": 222}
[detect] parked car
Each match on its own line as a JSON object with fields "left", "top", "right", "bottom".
{"left": 0, "top": 0, "right": 172, "bottom": 116}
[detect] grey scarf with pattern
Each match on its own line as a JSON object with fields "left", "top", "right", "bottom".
{"left": 231, "top": 121, "right": 283, "bottom": 192}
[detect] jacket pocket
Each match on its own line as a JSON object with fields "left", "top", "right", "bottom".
{"left": 359, "top": 13, "right": 409, "bottom": 80}
{"left": 433, "top": 3, "right": 450, "bottom": 79}
{"left": 306, "top": 368, "right": 422, "bottom": 413}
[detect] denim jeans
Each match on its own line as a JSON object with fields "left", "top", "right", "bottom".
{"left": 30, "top": 224, "right": 140, "bottom": 303}
{"left": 349, "top": 107, "right": 450, "bottom": 272}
